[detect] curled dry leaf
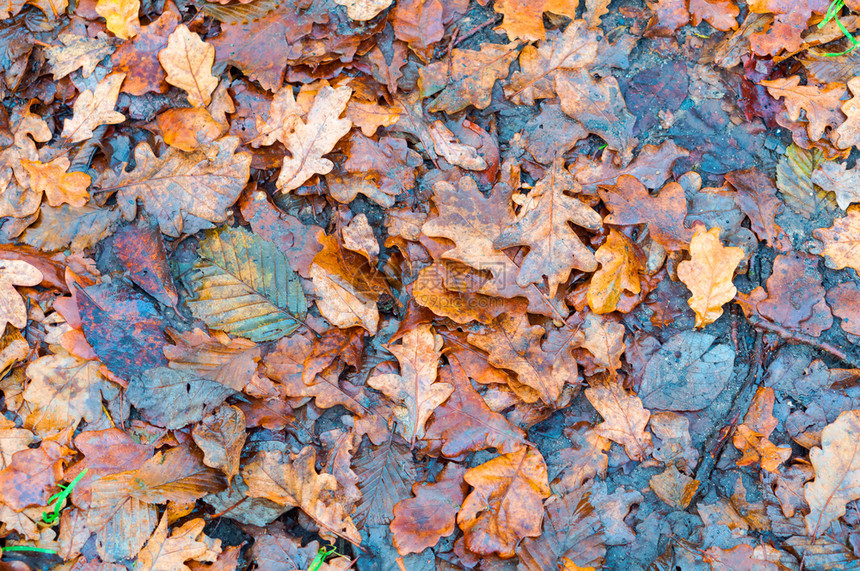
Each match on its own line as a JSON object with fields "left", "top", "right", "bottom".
{"left": 677, "top": 226, "right": 744, "bottom": 328}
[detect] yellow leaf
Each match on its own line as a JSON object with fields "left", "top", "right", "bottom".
{"left": 587, "top": 229, "right": 641, "bottom": 314}
{"left": 677, "top": 226, "right": 743, "bottom": 328}
{"left": 310, "top": 263, "right": 378, "bottom": 333}
{"left": 158, "top": 24, "right": 218, "bottom": 107}
{"left": 96, "top": 0, "right": 140, "bottom": 39}
{"left": 20, "top": 157, "right": 90, "bottom": 207}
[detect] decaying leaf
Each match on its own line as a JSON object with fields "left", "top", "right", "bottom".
{"left": 732, "top": 387, "right": 792, "bottom": 473}
{"left": 20, "top": 157, "right": 90, "bottom": 207}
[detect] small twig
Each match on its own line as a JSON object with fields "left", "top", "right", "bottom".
{"left": 745, "top": 314, "right": 857, "bottom": 367}
{"left": 452, "top": 14, "right": 501, "bottom": 47}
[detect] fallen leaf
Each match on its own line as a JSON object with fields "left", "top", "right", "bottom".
{"left": 0, "top": 441, "right": 71, "bottom": 511}
{"left": 493, "top": 0, "right": 578, "bottom": 41}
{"left": 136, "top": 515, "right": 220, "bottom": 571}
{"left": 164, "top": 328, "right": 260, "bottom": 392}
{"left": 494, "top": 158, "right": 602, "bottom": 297}
{"left": 776, "top": 143, "right": 835, "bottom": 219}
{"left": 756, "top": 252, "right": 833, "bottom": 335}
{"left": 191, "top": 405, "right": 246, "bottom": 484}
{"left": 557, "top": 69, "right": 638, "bottom": 164}
{"left": 677, "top": 226, "right": 744, "bottom": 327}
{"left": 391, "top": 0, "right": 443, "bottom": 53}
{"left": 572, "top": 140, "right": 689, "bottom": 194}
{"left": 352, "top": 436, "right": 418, "bottom": 527}
{"left": 126, "top": 367, "right": 233, "bottom": 429}
{"left": 805, "top": 410, "right": 860, "bottom": 537}
{"left": 689, "top": 0, "right": 740, "bottom": 30}
{"left": 111, "top": 8, "right": 180, "bottom": 96}
{"left": 733, "top": 387, "right": 792, "bottom": 473}
{"left": 585, "top": 379, "right": 653, "bottom": 461}
{"left": 113, "top": 220, "right": 179, "bottom": 308}
{"left": 599, "top": 174, "right": 693, "bottom": 250}
{"left": 128, "top": 444, "right": 227, "bottom": 504}
{"left": 703, "top": 544, "right": 779, "bottom": 571}
{"left": 724, "top": 168, "right": 792, "bottom": 251}
{"left": 650, "top": 412, "right": 699, "bottom": 472}
{"left": 815, "top": 208, "right": 860, "bottom": 273}
{"left": 427, "top": 121, "right": 488, "bottom": 170}
{"left": 276, "top": 86, "right": 352, "bottom": 192}
{"left": 418, "top": 42, "right": 519, "bottom": 113}
{"left": 761, "top": 76, "right": 846, "bottom": 142}
{"left": 836, "top": 76, "right": 860, "bottom": 150}
{"left": 158, "top": 25, "right": 218, "bottom": 107}
{"left": 517, "top": 487, "right": 606, "bottom": 569}
{"left": 157, "top": 107, "right": 223, "bottom": 152}
{"left": 457, "top": 447, "right": 550, "bottom": 558}
{"left": 99, "top": 137, "right": 251, "bottom": 237}
{"left": 334, "top": 0, "right": 392, "bottom": 20}
{"left": 550, "top": 423, "right": 610, "bottom": 494}
{"left": 649, "top": 465, "right": 699, "bottom": 509}
{"left": 45, "top": 33, "right": 114, "bottom": 79}
{"left": 391, "top": 462, "right": 467, "bottom": 555}
{"left": 639, "top": 331, "right": 734, "bottom": 411}
{"left": 187, "top": 226, "right": 308, "bottom": 342}
{"left": 61, "top": 73, "right": 126, "bottom": 144}
{"left": 96, "top": 0, "right": 140, "bottom": 39}
{"left": 587, "top": 229, "right": 642, "bottom": 314}
{"left": 311, "top": 263, "right": 379, "bottom": 333}
{"left": 0, "top": 260, "right": 41, "bottom": 330}
{"left": 827, "top": 282, "right": 860, "bottom": 336}
{"left": 578, "top": 313, "right": 626, "bottom": 375}
{"left": 368, "top": 324, "right": 452, "bottom": 445}
{"left": 20, "top": 157, "right": 89, "bottom": 208}
{"left": 812, "top": 160, "right": 860, "bottom": 210}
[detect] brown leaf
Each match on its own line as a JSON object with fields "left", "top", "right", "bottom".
{"left": 578, "top": 314, "right": 626, "bottom": 375}
{"left": 557, "top": 69, "right": 638, "bottom": 164}
{"left": 505, "top": 20, "right": 600, "bottom": 105}
{"left": 689, "top": 0, "right": 740, "bottom": 30}
{"left": 422, "top": 358, "right": 527, "bottom": 457}
{"left": 352, "top": 436, "right": 418, "bottom": 527}
{"left": 135, "top": 515, "right": 220, "bottom": 571}
{"left": 816, "top": 208, "right": 860, "bottom": 273}
{"left": 571, "top": 140, "right": 689, "bottom": 194}
{"left": 703, "top": 544, "right": 780, "bottom": 571}
{"left": 251, "top": 85, "right": 301, "bottom": 148}
{"left": 276, "top": 86, "right": 352, "bottom": 192}
{"left": 334, "top": 0, "right": 391, "bottom": 20}
{"left": 368, "top": 324, "right": 451, "bottom": 445}
{"left": 113, "top": 219, "right": 179, "bottom": 308}
{"left": 649, "top": 465, "right": 699, "bottom": 509}
{"left": 157, "top": 107, "right": 223, "bottom": 152}
{"left": 761, "top": 76, "right": 847, "bottom": 142}
{"left": 391, "top": 462, "right": 467, "bottom": 555}
{"left": 836, "top": 76, "right": 860, "bottom": 150}
{"left": 111, "top": 8, "right": 179, "bottom": 96}
{"left": 827, "top": 282, "right": 860, "bottom": 336}
{"left": 587, "top": 229, "right": 642, "bottom": 314}
{"left": 391, "top": 0, "right": 443, "bottom": 53}
{"left": 517, "top": 487, "right": 605, "bottom": 570}
{"left": 163, "top": 330, "right": 257, "bottom": 394}
{"left": 20, "top": 157, "right": 90, "bottom": 207}
{"left": 493, "top": 0, "right": 578, "bottom": 41}
{"left": 158, "top": 25, "right": 218, "bottom": 107}
{"left": 61, "top": 73, "right": 126, "bottom": 144}
{"left": 311, "top": 263, "right": 379, "bottom": 333}
{"left": 339, "top": 133, "right": 422, "bottom": 207}
{"left": 128, "top": 444, "right": 226, "bottom": 504}
{"left": 755, "top": 252, "right": 833, "bottom": 335}
{"left": 468, "top": 312, "right": 578, "bottom": 405}
{"left": 732, "top": 387, "right": 792, "bottom": 473}
{"left": 418, "top": 42, "right": 519, "bottom": 114}
{"left": 126, "top": 367, "right": 233, "bottom": 429}
{"left": 494, "top": 158, "right": 602, "bottom": 296}
{"left": 650, "top": 412, "right": 699, "bottom": 472}
{"left": 585, "top": 379, "right": 653, "bottom": 461}
{"left": 457, "top": 447, "right": 550, "bottom": 558}
{"left": 0, "top": 441, "right": 71, "bottom": 511}
{"left": 677, "top": 226, "right": 744, "bottom": 328}
{"left": 244, "top": 446, "right": 361, "bottom": 544}
{"left": 804, "top": 410, "right": 860, "bottom": 537}
{"left": 724, "top": 168, "right": 791, "bottom": 251}
{"left": 550, "top": 423, "right": 610, "bottom": 494}
{"left": 100, "top": 137, "right": 251, "bottom": 237}
{"left": 191, "top": 405, "right": 246, "bottom": 484}
{"left": 0, "top": 260, "right": 41, "bottom": 329}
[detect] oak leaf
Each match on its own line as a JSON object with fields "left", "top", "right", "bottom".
{"left": 422, "top": 358, "right": 527, "bottom": 458}
{"left": 164, "top": 328, "right": 260, "bottom": 392}
{"left": 21, "top": 204, "right": 120, "bottom": 252}
{"left": 812, "top": 160, "right": 860, "bottom": 211}
{"left": 99, "top": 137, "right": 250, "bottom": 237}
{"left": 311, "top": 263, "right": 379, "bottom": 333}
{"left": 334, "top": 0, "right": 392, "bottom": 20}
{"left": 276, "top": 86, "right": 352, "bottom": 192}
{"left": 23, "top": 353, "right": 120, "bottom": 436}
{"left": 126, "top": 367, "right": 234, "bottom": 429}
{"left": 158, "top": 25, "right": 218, "bottom": 107}
{"left": 352, "top": 436, "right": 418, "bottom": 527}
{"left": 46, "top": 33, "right": 114, "bottom": 79}
{"left": 493, "top": 0, "right": 579, "bottom": 41}
{"left": 689, "top": 0, "right": 740, "bottom": 30}
{"left": 468, "top": 312, "right": 578, "bottom": 405}
{"left": 96, "top": 0, "right": 140, "bottom": 39}
{"left": 571, "top": 140, "right": 689, "bottom": 194}
{"left": 157, "top": 107, "right": 223, "bottom": 152}
{"left": 0, "top": 260, "right": 42, "bottom": 330}
{"left": 557, "top": 69, "right": 638, "bottom": 165}
{"left": 191, "top": 405, "right": 246, "bottom": 484}
{"left": 550, "top": 423, "right": 610, "bottom": 494}
{"left": 836, "top": 76, "right": 860, "bottom": 150}
{"left": 127, "top": 444, "right": 227, "bottom": 504}
{"left": 804, "top": 410, "right": 860, "bottom": 537}
{"left": 761, "top": 76, "right": 846, "bottom": 142}
{"left": 418, "top": 42, "right": 519, "bottom": 114}
{"left": 251, "top": 85, "right": 302, "bottom": 148}
{"left": 368, "top": 324, "right": 452, "bottom": 445}
{"left": 732, "top": 387, "right": 792, "bottom": 473}
{"left": 650, "top": 412, "right": 699, "bottom": 472}
{"left": 136, "top": 516, "right": 220, "bottom": 571}
{"left": 111, "top": 8, "right": 180, "bottom": 96}
{"left": 391, "top": 0, "right": 444, "bottom": 53}
{"left": 649, "top": 465, "right": 699, "bottom": 509}
{"left": 815, "top": 208, "right": 860, "bottom": 273}
{"left": 677, "top": 226, "right": 743, "bottom": 327}
{"left": 776, "top": 143, "right": 835, "bottom": 219}
{"left": 505, "top": 20, "right": 600, "bottom": 105}
{"left": 61, "top": 73, "right": 126, "bottom": 144}
{"left": 186, "top": 226, "right": 308, "bottom": 342}
{"left": 0, "top": 441, "right": 72, "bottom": 511}
{"left": 494, "top": 158, "right": 603, "bottom": 297}
{"left": 457, "top": 447, "right": 550, "bottom": 558}
{"left": 578, "top": 314, "right": 626, "bottom": 375}
{"left": 724, "top": 168, "right": 791, "bottom": 251}
{"left": 585, "top": 380, "right": 653, "bottom": 461}
{"left": 243, "top": 446, "right": 361, "bottom": 544}
{"left": 587, "top": 229, "right": 642, "bottom": 314}
{"left": 427, "top": 121, "right": 487, "bottom": 170}
{"left": 599, "top": 174, "right": 693, "bottom": 250}
{"left": 20, "top": 157, "right": 90, "bottom": 207}
{"left": 391, "top": 463, "right": 467, "bottom": 555}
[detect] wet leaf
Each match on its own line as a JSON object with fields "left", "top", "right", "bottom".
{"left": 0, "top": 260, "right": 41, "bottom": 330}
{"left": 493, "top": 0, "right": 578, "bottom": 41}
{"left": 649, "top": 465, "right": 699, "bottom": 509}
{"left": 585, "top": 379, "right": 653, "bottom": 462}
{"left": 96, "top": 0, "right": 140, "bottom": 39}
{"left": 677, "top": 226, "right": 744, "bottom": 327}
{"left": 158, "top": 25, "right": 218, "bottom": 107}
{"left": 733, "top": 387, "right": 792, "bottom": 473}
{"left": 587, "top": 229, "right": 642, "bottom": 314}
{"left": 61, "top": 73, "right": 126, "bottom": 143}
{"left": 20, "top": 157, "right": 90, "bottom": 207}
{"left": 762, "top": 76, "right": 846, "bottom": 142}
{"left": 191, "top": 405, "right": 246, "bottom": 484}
